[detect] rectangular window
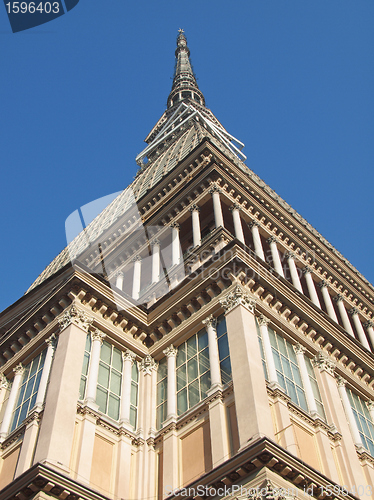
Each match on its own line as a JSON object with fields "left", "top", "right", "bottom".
{"left": 156, "top": 357, "right": 167, "bottom": 429}
{"left": 305, "top": 356, "right": 326, "bottom": 419}
{"left": 176, "top": 329, "right": 210, "bottom": 415}
{"left": 346, "top": 388, "right": 374, "bottom": 456}
{"left": 130, "top": 362, "right": 139, "bottom": 428}
{"left": 216, "top": 316, "right": 232, "bottom": 384}
{"left": 79, "top": 334, "right": 91, "bottom": 400}
{"left": 11, "top": 349, "right": 46, "bottom": 433}
{"left": 96, "top": 341, "right": 123, "bottom": 421}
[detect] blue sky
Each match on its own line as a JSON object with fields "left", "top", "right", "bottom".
{"left": 0, "top": 1, "right": 373, "bottom": 312}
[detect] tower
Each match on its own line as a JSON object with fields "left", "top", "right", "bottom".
{"left": 1, "top": 30, "right": 374, "bottom": 500}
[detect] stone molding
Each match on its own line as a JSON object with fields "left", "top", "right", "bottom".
{"left": 335, "top": 375, "right": 346, "bottom": 387}
{"left": 364, "top": 320, "right": 374, "bottom": 329}
{"left": 202, "top": 314, "right": 217, "bottom": 329}
{"left": 257, "top": 314, "right": 270, "bottom": 327}
{"left": 317, "top": 280, "right": 329, "bottom": 289}
{"left": 13, "top": 363, "right": 25, "bottom": 377}
{"left": 333, "top": 293, "right": 344, "bottom": 303}
{"left": 189, "top": 203, "right": 200, "bottom": 212}
{"left": 132, "top": 255, "right": 142, "bottom": 262}
{"left": 312, "top": 352, "right": 335, "bottom": 376}
{"left": 0, "top": 373, "right": 9, "bottom": 390}
{"left": 365, "top": 400, "right": 374, "bottom": 412}
{"left": 229, "top": 203, "right": 241, "bottom": 212}
{"left": 90, "top": 329, "right": 106, "bottom": 345}
{"left": 293, "top": 343, "right": 306, "bottom": 355}
{"left": 248, "top": 219, "right": 260, "bottom": 229}
{"left": 57, "top": 305, "right": 93, "bottom": 333}
{"left": 170, "top": 221, "right": 180, "bottom": 230}
{"left": 45, "top": 333, "right": 57, "bottom": 349}
{"left": 140, "top": 355, "right": 157, "bottom": 374}
{"left": 266, "top": 236, "right": 277, "bottom": 245}
{"left": 163, "top": 345, "right": 178, "bottom": 358}
{"left": 348, "top": 307, "right": 359, "bottom": 317}
{"left": 220, "top": 283, "right": 256, "bottom": 314}
{"left": 302, "top": 266, "right": 313, "bottom": 275}
{"left": 208, "top": 184, "right": 222, "bottom": 194}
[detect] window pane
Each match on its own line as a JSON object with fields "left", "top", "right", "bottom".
{"left": 187, "top": 336, "right": 197, "bottom": 359}
{"left": 218, "top": 335, "right": 229, "bottom": 360}
{"left": 98, "top": 363, "right": 110, "bottom": 388}
{"left": 176, "top": 344, "right": 186, "bottom": 367}
{"left": 108, "top": 394, "right": 120, "bottom": 420}
{"left": 82, "top": 353, "right": 90, "bottom": 376}
{"left": 130, "top": 406, "right": 137, "bottom": 428}
{"left": 200, "top": 371, "right": 211, "bottom": 399}
{"left": 132, "top": 362, "right": 138, "bottom": 382}
{"left": 278, "top": 337, "right": 288, "bottom": 357}
{"left": 157, "top": 358, "right": 167, "bottom": 382}
{"left": 96, "top": 387, "right": 108, "bottom": 413}
{"left": 110, "top": 371, "right": 122, "bottom": 396}
{"left": 199, "top": 348, "right": 209, "bottom": 375}
{"left": 187, "top": 357, "right": 198, "bottom": 381}
{"left": 157, "top": 379, "right": 167, "bottom": 405}
{"left": 296, "top": 386, "right": 308, "bottom": 411}
{"left": 29, "top": 358, "right": 38, "bottom": 377}
{"left": 112, "top": 349, "right": 122, "bottom": 372}
{"left": 220, "top": 357, "right": 232, "bottom": 384}
{"left": 24, "top": 376, "right": 35, "bottom": 401}
{"left": 19, "top": 402, "right": 29, "bottom": 424}
{"left": 131, "top": 381, "right": 138, "bottom": 406}
{"left": 198, "top": 330, "right": 208, "bottom": 350}
{"left": 216, "top": 317, "right": 226, "bottom": 338}
{"left": 286, "top": 379, "right": 297, "bottom": 405}
{"left": 281, "top": 357, "right": 292, "bottom": 380}
{"left": 188, "top": 380, "right": 199, "bottom": 408}
{"left": 291, "top": 364, "right": 302, "bottom": 387}
{"left": 177, "top": 388, "right": 187, "bottom": 415}
{"left": 100, "top": 342, "right": 112, "bottom": 364}
{"left": 177, "top": 365, "right": 187, "bottom": 391}
{"left": 268, "top": 328, "right": 277, "bottom": 348}
{"left": 79, "top": 377, "right": 86, "bottom": 400}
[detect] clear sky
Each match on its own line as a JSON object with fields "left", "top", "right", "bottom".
{"left": 0, "top": 1, "right": 373, "bottom": 313}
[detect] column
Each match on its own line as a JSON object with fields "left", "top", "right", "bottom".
{"left": 189, "top": 204, "right": 201, "bottom": 247}
{"left": 202, "top": 315, "right": 221, "bottom": 388}
{"left": 170, "top": 222, "right": 181, "bottom": 266}
{"left": 364, "top": 320, "right": 374, "bottom": 349}
{"left": 229, "top": 204, "right": 245, "bottom": 244}
{"left": 220, "top": 283, "right": 274, "bottom": 448}
{"left": 302, "top": 266, "right": 321, "bottom": 308}
{"left": 34, "top": 305, "right": 92, "bottom": 472}
{"left": 336, "top": 376, "right": 363, "bottom": 447}
{"left": 163, "top": 345, "right": 177, "bottom": 420}
{"left": 116, "top": 270, "right": 124, "bottom": 290}
{"left": 286, "top": 252, "right": 303, "bottom": 293}
{"left": 151, "top": 239, "right": 161, "bottom": 284}
{"left": 267, "top": 236, "right": 285, "bottom": 277}
{"left": 209, "top": 185, "right": 224, "bottom": 228}
{"left": 257, "top": 315, "right": 278, "bottom": 387}
{"left": 34, "top": 334, "right": 57, "bottom": 409}
{"left": 318, "top": 281, "right": 338, "bottom": 323}
{"left": 293, "top": 344, "right": 318, "bottom": 416}
{"left": 0, "top": 374, "right": 9, "bottom": 419}
{"left": 132, "top": 255, "right": 142, "bottom": 300}
{"left": 85, "top": 329, "right": 106, "bottom": 405}
{"left": 349, "top": 308, "right": 371, "bottom": 351}
{"left": 120, "top": 349, "right": 136, "bottom": 425}
{"left": 249, "top": 220, "right": 265, "bottom": 260}
{"left": 333, "top": 294, "right": 355, "bottom": 337}
{"left": 0, "top": 364, "right": 24, "bottom": 440}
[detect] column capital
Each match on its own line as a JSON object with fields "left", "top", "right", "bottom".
{"left": 115, "top": 269, "right": 125, "bottom": 278}
{"left": 170, "top": 221, "right": 180, "bottom": 230}
{"left": 285, "top": 251, "right": 296, "bottom": 260}
{"left": 163, "top": 345, "right": 178, "bottom": 358}
{"left": 45, "top": 333, "right": 57, "bottom": 350}
{"left": 202, "top": 314, "right": 217, "bottom": 329}
{"left": 0, "top": 373, "right": 9, "bottom": 390}
{"left": 312, "top": 352, "right": 335, "bottom": 376}
{"left": 317, "top": 280, "right": 329, "bottom": 289}
{"left": 348, "top": 307, "right": 359, "bottom": 317}
{"left": 335, "top": 375, "right": 347, "bottom": 388}
{"left": 13, "top": 363, "right": 25, "bottom": 377}
{"left": 140, "top": 355, "right": 157, "bottom": 375}
{"left": 151, "top": 237, "right": 161, "bottom": 247}
{"left": 122, "top": 349, "right": 136, "bottom": 364}
{"left": 91, "top": 329, "right": 106, "bottom": 345}
{"left": 189, "top": 204, "right": 200, "bottom": 212}
{"left": 209, "top": 184, "right": 222, "bottom": 194}
{"left": 366, "top": 400, "right": 374, "bottom": 412}
{"left": 58, "top": 305, "right": 93, "bottom": 333}
{"left": 229, "top": 203, "right": 241, "bottom": 212}
{"left": 220, "top": 284, "right": 256, "bottom": 314}
{"left": 302, "top": 266, "right": 313, "bottom": 275}
{"left": 293, "top": 343, "right": 306, "bottom": 355}
{"left": 248, "top": 220, "right": 260, "bottom": 229}
{"left": 266, "top": 235, "right": 277, "bottom": 244}
{"left": 257, "top": 314, "right": 270, "bottom": 327}
{"left": 333, "top": 293, "right": 344, "bottom": 303}
{"left": 132, "top": 254, "right": 142, "bottom": 262}
{"left": 364, "top": 320, "right": 374, "bottom": 329}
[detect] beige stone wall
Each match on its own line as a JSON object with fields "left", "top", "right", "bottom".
{"left": 90, "top": 434, "right": 114, "bottom": 495}
{"left": 0, "top": 444, "right": 20, "bottom": 490}
{"left": 181, "top": 420, "right": 212, "bottom": 486}
{"left": 292, "top": 421, "right": 321, "bottom": 472}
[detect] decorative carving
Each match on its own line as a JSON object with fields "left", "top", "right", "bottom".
{"left": 220, "top": 283, "right": 256, "bottom": 314}
{"left": 122, "top": 349, "right": 136, "bottom": 364}
{"left": 132, "top": 255, "right": 142, "bottom": 262}
{"left": 365, "top": 400, "right": 374, "bottom": 412}
{"left": 202, "top": 314, "right": 217, "bottom": 329}
{"left": 140, "top": 355, "right": 157, "bottom": 374}
{"left": 58, "top": 305, "right": 93, "bottom": 333}
{"left": 317, "top": 280, "right": 329, "bottom": 289}
{"left": 333, "top": 293, "right": 344, "bottom": 303}
{"left": 248, "top": 220, "right": 260, "bottom": 229}
{"left": 266, "top": 236, "right": 277, "bottom": 244}
{"left": 364, "top": 320, "right": 374, "bottom": 329}
{"left": 302, "top": 266, "right": 312, "bottom": 275}
{"left": 91, "top": 329, "right": 106, "bottom": 345}
{"left": 313, "top": 351, "right": 335, "bottom": 376}
{"left": 293, "top": 343, "right": 306, "bottom": 355}
{"left": 189, "top": 204, "right": 200, "bottom": 212}
{"left": 170, "top": 221, "right": 180, "bottom": 230}
{"left": 229, "top": 203, "right": 241, "bottom": 212}
{"left": 285, "top": 252, "right": 296, "bottom": 260}
{"left": 13, "top": 363, "right": 25, "bottom": 377}
{"left": 151, "top": 237, "right": 161, "bottom": 247}
{"left": 335, "top": 375, "right": 347, "bottom": 387}
{"left": 348, "top": 307, "right": 359, "bottom": 317}
{"left": 163, "top": 345, "right": 178, "bottom": 358}
{"left": 0, "top": 373, "right": 9, "bottom": 390}
{"left": 45, "top": 333, "right": 57, "bottom": 349}
{"left": 257, "top": 314, "right": 270, "bottom": 327}
{"left": 208, "top": 184, "right": 221, "bottom": 194}
{"left": 115, "top": 269, "right": 125, "bottom": 278}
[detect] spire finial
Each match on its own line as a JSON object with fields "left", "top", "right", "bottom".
{"left": 167, "top": 30, "right": 205, "bottom": 109}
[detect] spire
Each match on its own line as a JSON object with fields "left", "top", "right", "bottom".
{"left": 167, "top": 29, "right": 205, "bottom": 109}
